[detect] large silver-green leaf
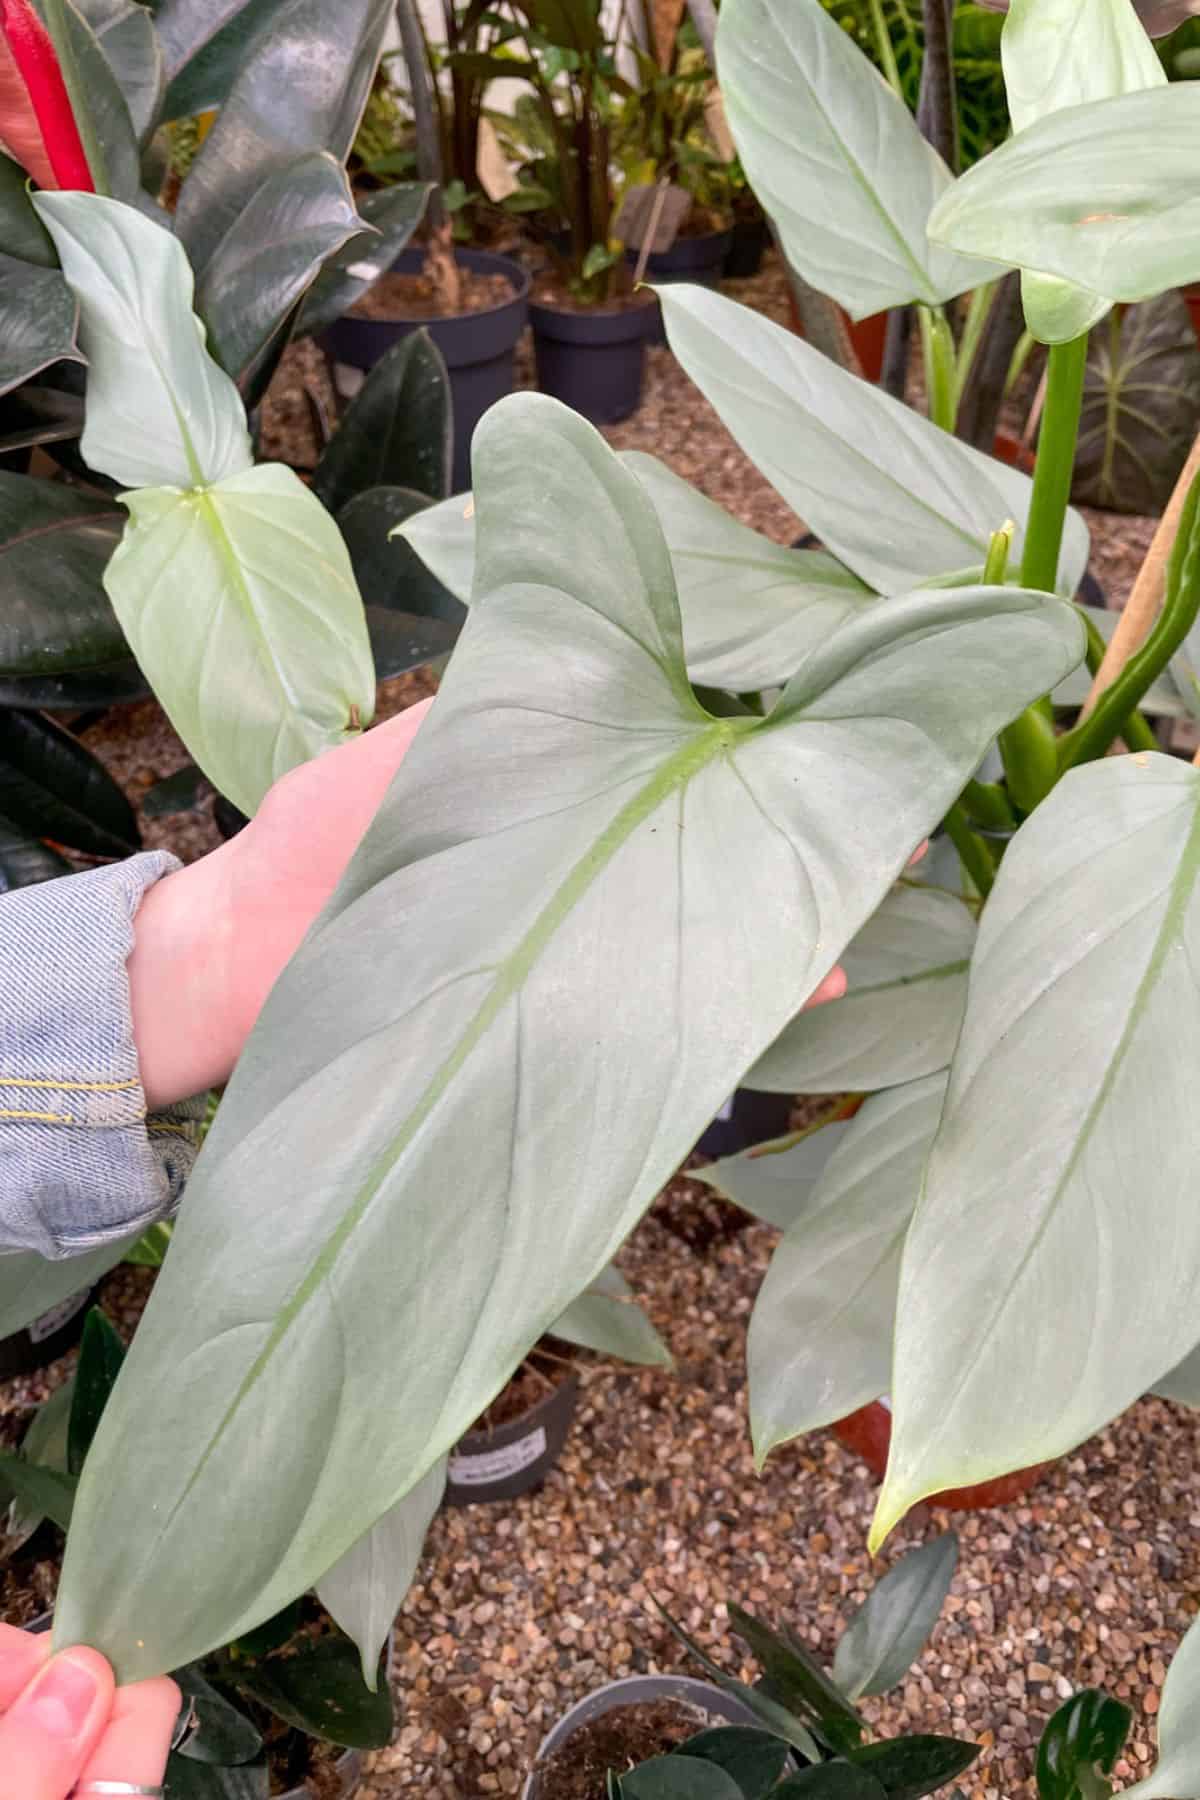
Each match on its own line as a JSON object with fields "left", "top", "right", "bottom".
{"left": 1152, "top": 1338, "right": 1200, "bottom": 1407}
{"left": 174, "top": 0, "right": 392, "bottom": 274}
{"left": 874, "top": 754, "right": 1200, "bottom": 1548}
{"left": 400, "top": 454, "right": 880, "bottom": 693}
{"left": 657, "top": 284, "right": 1090, "bottom": 598}
{"left": 75, "top": 0, "right": 165, "bottom": 140}
{"left": 315, "top": 1459, "right": 444, "bottom": 1686}
{"left": 550, "top": 1263, "right": 672, "bottom": 1367}
{"left": 53, "top": 394, "right": 1083, "bottom": 1681}
{"left": 696, "top": 1111, "right": 854, "bottom": 1230}
{"left": 33, "top": 191, "right": 252, "bottom": 490}
{"left": 749, "top": 885, "right": 974, "bottom": 1093}
{"left": 716, "top": 0, "right": 997, "bottom": 317}
{"left": 832, "top": 1534, "right": 958, "bottom": 1701}
{"left": 1122, "top": 1614, "right": 1200, "bottom": 1798}
{"left": 748, "top": 1075, "right": 947, "bottom": 1462}
{"left": 0, "top": 1241, "right": 133, "bottom": 1342}
{"left": 104, "top": 465, "right": 376, "bottom": 815}
{"left": 927, "top": 86, "right": 1200, "bottom": 309}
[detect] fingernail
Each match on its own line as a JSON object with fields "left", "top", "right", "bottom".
{"left": 25, "top": 1652, "right": 101, "bottom": 1738}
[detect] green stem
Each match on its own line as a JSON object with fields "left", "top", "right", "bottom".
{"left": 953, "top": 281, "right": 996, "bottom": 410}
{"left": 918, "top": 304, "right": 957, "bottom": 433}
{"left": 982, "top": 520, "right": 1015, "bottom": 586}
{"left": 1019, "top": 332, "right": 1089, "bottom": 595}
{"left": 943, "top": 803, "right": 996, "bottom": 898}
{"left": 1058, "top": 472, "right": 1200, "bottom": 772}
{"left": 1004, "top": 328, "right": 1036, "bottom": 400}
{"left": 42, "top": 0, "right": 110, "bottom": 196}
{"left": 867, "top": 0, "right": 904, "bottom": 96}
{"left": 962, "top": 779, "right": 1015, "bottom": 833}
{"left": 1074, "top": 606, "right": 1158, "bottom": 755}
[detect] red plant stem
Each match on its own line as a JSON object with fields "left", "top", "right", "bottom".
{"left": 1, "top": 0, "right": 93, "bottom": 190}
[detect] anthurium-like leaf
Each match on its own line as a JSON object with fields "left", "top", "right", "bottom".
{"left": 875, "top": 754, "right": 1200, "bottom": 1547}
{"left": 1036, "top": 1690, "right": 1131, "bottom": 1800}
{"left": 729, "top": 1604, "right": 864, "bottom": 1751}
{"left": 313, "top": 331, "right": 452, "bottom": 513}
{"left": 696, "top": 1111, "right": 855, "bottom": 1231}
{"left": 1073, "top": 296, "right": 1200, "bottom": 515}
{"left": 155, "top": 0, "right": 279, "bottom": 121}
{"left": 747, "top": 1076, "right": 947, "bottom": 1462}
{"left": 0, "top": 254, "right": 80, "bottom": 397}
{"left": 715, "top": 0, "right": 997, "bottom": 317}
{"left": 174, "top": 0, "right": 392, "bottom": 274}
{"left": 750, "top": 886, "right": 974, "bottom": 1094}
{"left": 173, "top": 1665, "right": 263, "bottom": 1766}
{"left": 550, "top": 1263, "right": 672, "bottom": 1367}
{"left": 774, "top": 1768, "right": 887, "bottom": 1799}
{"left": 0, "top": 709, "right": 139, "bottom": 856}
{"left": 195, "top": 152, "right": 364, "bottom": 391}
{"left": 848, "top": 1734, "right": 978, "bottom": 1799}
{"left": 74, "top": 0, "right": 164, "bottom": 140}
{"left": 67, "top": 1307, "right": 125, "bottom": 1474}
{"left": 681, "top": 1726, "right": 792, "bottom": 1800}
{"left": 0, "top": 473, "right": 125, "bottom": 676}
{"left": 833, "top": 1534, "right": 958, "bottom": 1701}
{"left": 53, "top": 395, "right": 1083, "bottom": 1681}
{"left": 0, "top": 813, "right": 72, "bottom": 889}
{"left": 927, "top": 86, "right": 1200, "bottom": 308}
{"left": 104, "top": 464, "right": 377, "bottom": 816}
{"left": 1122, "top": 1614, "right": 1200, "bottom": 1798}
{"left": 233, "top": 1637, "right": 393, "bottom": 1750}
{"left": 0, "top": 1451, "right": 76, "bottom": 1530}
{"left": 315, "top": 1458, "right": 445, "bottom": 1686}
{"left": 3, "top": 1377, "right": 73, "bottom": 1553}
{"left": 33, "top": 191, "right": 252, "bottom": 490}
{"left": 657, "top": 285, "right": 1090, "bottom": 599}
{"left": 0, "top": 151, "right": 56, "bottom": 264}
{"left": 617, "top": 1758, "right": 744, "bottom": 1800}
{"left": 295, "top": 182, "right": 430, "bottom": 340}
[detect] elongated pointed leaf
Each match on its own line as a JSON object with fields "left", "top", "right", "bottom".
{"left": 74, "top": 0, "right": 163, "bottom": 140}
{"left": 0, "top": 1451, "right": 76, "bottom": 1529}
{"left": 750, "top": 886, "right": 974, "bottom": 1093}
{"left": 0, "top": 709, "right": 139, "bottom": 856}
{"left": 53, "top": 395, "right": 1083, "bottom": 1682}
{"left": 342, "top": 486, "right": 465, "bottom": 633}
{"left": 729, "top": 1604, "right": 863, "bottom": 1750}
{"left": 1122, "top": 1614, "right": 1200, "bottom": 1798}
{"left": 0, "top": 255, "right": 80, "bottom": 397}
{"left": 5, "top": 1377, "right": 74, "bottom": 1551}
{"left": 313, "top": 331, "right": 452, "bottom": 513}
{"left": 657, "top": 284, "right": 1089, "bottom": 599}
{"left": 34, "top": 191, "right": 252, "bottom": 490}
{"left": 0, "top": 661, "right": 147, "bottom": 710}
{"left": 295, "top": 183, "right": 431, "bottom": 340}
{"left": 716, "top": 0, "right": 996, "bottom": 317}
{"left": 875, "top": 755, "right": 1200, "bottom": 1546}
{"left": 696, "top": 1112, "right": 854, "bottom": 1231}
{"left": 173, "top": 1664, "right": 263, "bottom": 1766}
{"left": 316, "top": 1458, "right": 445, "bottom": 1686}
{"left": 53, "top": 0, "right": 143, "bottom": 199}
{"left": 928, "top": 86, "right": 1200, "bottom": 306}
{"left": 0, "top": 473, "right": 124, "bottom": 676}
{"left": 848, "top": 1734, "right": 977, "bottom": 1799}
{"left": 1037, "top": 1690, "right": 1131, "bottom": 1800}
{"left": 775, "top": 1768, "right": 887, "bottom": 1799}
{"left": 104, "top": 464, "right": 376, "bottom": 816}
{"left": 155, "top": 0, "right": 278, "bottom": 120}
{"left": 174, "top": 0, "right": 392, "bottom": 275}
{"left": 652, "top": 1602, "right": 822, "bottom": 1760}
{"left": 618, "top": 1758, "right": 745, "bottom": 1799}
{"left": 550, "top": 1263, "right": 672, "bottom": 1367}
{"left": 195, "top": 152, "right": 363, "bottom": 390}
{"left": 748, "top": 1076, "right": 947, "bottom": 1462}
{"left": 233, "top": 1637, "right": 393, "bottom": 1751}
{"left": 833, "top": 1535, "right": 958, "bottom": 1701}
{"left": 67, "top": 1307, "right": 125, "bottom": 1474}
{"left": 682, "top": 1727, "right": 791, "bottom": 1800}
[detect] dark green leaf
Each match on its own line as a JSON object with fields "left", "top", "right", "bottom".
{"left": 74, "top": 0, "right": 165, "bottom": 140}
{"left": 163, "top": 1749, "right": 269, "bottom": 1798}
{"left": 1073, "top": 295, "right": 1200, "bottom": 515}
{"left": 56, "top": 0, "right": 144, "bottom": 200}
{"left": 618, "top": 1755, "right": 745, "bottom": 1799}
{"left": 68, "top": 1309, "right": 126, "bottom": 1475}
{"left": 3, "top": 1378, "right": 74, "bottom": 1554}
{"left": 0, "top": 813, "right": 72, "bottom": 890}
{"left": 340, "top": 487, "right": 465, "bottom": 649}
{"left": 681, "top": 1725, "right": 792, "bottom": 1799}
{"left": 142, "top": 765, "right": 206, "bottom": 819}
{"left": 0, "top": 474, "right": 125, "bottom": 678}
{"left": 229, "top": 1598, "right": 305, "bottom": 1660}
{"left": 157, "top": 0, "right": 280, "bottom": 120}
{"left": 0, "top": 663, "right": 148, "bottom": 711}
{"left": 0, "top": 154, "right": 57, "bottom": 267}
{"left": 775, "top": 1767, "right": 889, "bottom": 1800}
{"left": 0, "top": 256, "right": 80, "bottom": 398}
{"left": 314, "top": 332, "right": 452, "bottom": 512}
{"left": 832, "top": 1537, "right": 959, "bottom": 1701}
{"left": 516, "top": 0, "right": 602, "bottom": 53}
{"left": 0, "top": 385, "right": 86, "bottom": 454}
{"left": 848, "top": 1735, "right": 979, "bottom": 1799}
{"left": 0, "top": 711, "right": 139, "bottom": 858}
{"left": 653, "top": 1602, "right": 822, "bottom": 1761}
{"left": 175, "top": 0, "right": 392, "bottom": 274}
{"left": 1037, "top": 1691, "right": 1132, "bottom": 1800}
{"left": 196, "top": 152, "right": 364, "bottom": 388}
{"left": 729, "top": 1606, "right": 863, "bottom": 1752}
{"left": 174, "top": 1665, "right": 263, "bottom": 1767}
{"left": 0, "top": 1450, "right": 77, "bottom": 1530}
{"left": 445, "top": 49, "right": 541, "bottom": 78}
{"left": 234, "top": 1636, "right": 393, "bottom": 1750}
{"left": 295, "top": 183, "right": 430, "bottom": 340}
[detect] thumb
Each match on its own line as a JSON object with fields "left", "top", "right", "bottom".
{"left": 0, "top": 1647, "right": 113, "bottom": 1800}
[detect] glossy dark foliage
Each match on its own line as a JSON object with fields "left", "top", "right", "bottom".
{"left": 682, "top": 1725, "right": 793, "bottom": 1799}
{"left": 1036, "top": 1690, "right": 1132, "bottom": 1800}
{"left": 233, "top": 1638, "right": 393, "bottom": 1750}
{"left": 0, "top": 710, "right": 139, "bottom": 861}
{"left": 728, "top": 1606, "right": 864, "bottom": 1753}
{"left": 313, "top": 331, "right": 453, "bottom": 512}
{"left": 67, "top": 1309, "right": 126, "bottom": 1475}
{"left": 846, "top": 1735, "right": 979, "bottom": 1799}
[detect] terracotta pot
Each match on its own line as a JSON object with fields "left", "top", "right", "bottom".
{"left": 786, "top": 292, "right": 889, "bottom": 382}
{"left": 992, "top": 428, "right": 1037, "bottom": 473}
{"left": 832, "top": 1400, "right": 1052, "bottom": 1510}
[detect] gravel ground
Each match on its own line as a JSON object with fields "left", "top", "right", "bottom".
{"left": 6, "top": 257, "right": 1192, "bottom": 1798}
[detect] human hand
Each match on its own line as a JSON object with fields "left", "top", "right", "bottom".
{"left": 0, "top": 1624, "right": 179, "bottom": 1800}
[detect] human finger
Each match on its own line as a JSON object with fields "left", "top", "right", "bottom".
{"left": 0, "top": 1646, "right": 113, "bottom": 1800}
{"left": 72, "top": 1675, "right": 181, "bottom": 1796}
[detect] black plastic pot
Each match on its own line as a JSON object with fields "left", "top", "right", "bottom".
{"left": 443, "top": 1371, "right": 580, "bottom": 1506}
{"left": 725, "top": 216, "right": 769, "bottom": 280}
{"left": 281, "top": 1747, "right": 362, "bottom": 1799}
{"left": 529, "top": 295, "right": 654, "bottom": 425}
{"left": 0, "top": 1284, "right": 94, "bottom": 1380}
{"left": 322, "top": 247, "right": 531, "bottom": 492}
{"left": 523, "top": 1673, "right": 766, "bottom": 1800}
{"left": 694, "top": 1088, "right": 794, "bottom": 1158}
{"left": 628, "top": 226, "right": 734, "bottom": 343}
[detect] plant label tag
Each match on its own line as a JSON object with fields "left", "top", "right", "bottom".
{"left": 478, "top": 116, "right": 519, "bottom": 202}
{"left": 332, "top": 362, "right": 366, "bottom": 402}
{"left": 28, "top": 1287, "right": 90, "bottom": 1345}
{"left": 614, "top": 183, "right": 692, "bottom": 253}
{"left": 449, "top": 1426, "right": 548, "bottom": 1486}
